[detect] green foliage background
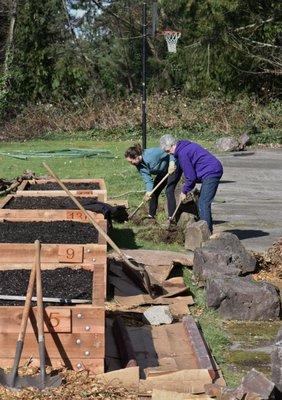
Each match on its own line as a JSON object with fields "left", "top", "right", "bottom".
{"left": 0, "top": 0, "right": 281, "bottom": 121}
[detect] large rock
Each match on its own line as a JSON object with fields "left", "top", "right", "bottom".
{"left": 193, "top": 232, "right": 256, "bottom": 284}
{"left": 241, "top": 369, "right": 275, "bottom": 399}
{"left": 143, "top": 306, "right": 173, "bottom": 325}
{"left": 206, "top": 276, "right": 281, "bottom": 320}
{"left": 215, "top": 137, "right": 240, "bottom": 152}
{"left": 185, "top": 220, "right": 210, "bottom": 251}
{"left": 271, "top": 326, "right": 282, "bottom": 393}
{"left": 177, "top": 212, "right": 196, "bottom": 231}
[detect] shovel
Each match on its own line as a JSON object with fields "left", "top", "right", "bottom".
{"left": 128, "top": 172, "right": 170, "bottom": 220}
{"left": 0, "top": 244, "right": 37, "bottom": 390}
{"left": 33, "top": 241, "right": 61, "bottom": 390}
{"left": 43, "top": 163, "right": 155, "bottom": 298}
{"left": 167, "top": 200, "right": 182, "bottom": 230}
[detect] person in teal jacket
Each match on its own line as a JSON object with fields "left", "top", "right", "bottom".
{"left": 125, "top": 143, "right": 182, "bottom": 220}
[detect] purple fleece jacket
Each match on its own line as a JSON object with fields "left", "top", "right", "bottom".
{"left": 175, "top": 140, "right": 223, "bottom": 193}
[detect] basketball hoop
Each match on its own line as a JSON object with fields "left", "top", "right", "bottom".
{"left": 163, "top": 30, "right": 181, "bottom": 53}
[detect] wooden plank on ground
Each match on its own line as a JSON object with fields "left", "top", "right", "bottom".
{"left": 152, "top": 389, "right": 214, "bottom": 400}
{"left": 97, "top": 366, "right": 139, "bottom": 389}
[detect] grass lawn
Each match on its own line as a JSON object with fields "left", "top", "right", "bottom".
{"left": 0, "top": 134, "right": 212, "bottom": 252}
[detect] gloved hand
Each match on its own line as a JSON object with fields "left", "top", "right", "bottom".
{"left": 144, "top": 191, "right": 152, "bottom": 202}
{"left": 179, "top": 192, "right": 187, "bottom": 203}
{"left": 168, "top": 161, "right": 176, "bottom": 175}
{"left": 180, "top": 191, "right": 194, "bottom": 203}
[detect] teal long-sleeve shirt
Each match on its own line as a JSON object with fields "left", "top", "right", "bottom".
{"left": 136, "top": 147, "right": 174, "bottom": 191}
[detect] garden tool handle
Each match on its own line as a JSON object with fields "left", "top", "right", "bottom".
{"left": 42, "top": 163, "right": 145, "bottom": 274}
{"left": 128, "top": 172, "right": 170, "bottom": 220}
{"left": 18, "top": 254, "right": 37, "bottom": 341}
{"left": 170, "top": 200, "right": 182, "bottom": 222}
{"left": 9, "top": 241, "right": 38, "bottom": 386}
{"left": 35, "top": 241, "right": 44, "bottom": 341}
{"left": 35, "top": 240, "right": 47, "bottom": 385}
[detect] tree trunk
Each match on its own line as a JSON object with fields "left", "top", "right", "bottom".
{"left": 3, "top": 0, "right": 17, "bottom": 75}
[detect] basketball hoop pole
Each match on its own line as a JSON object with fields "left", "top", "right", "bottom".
{"left": 141, "top": 1, "right": 147, "bottom": 149}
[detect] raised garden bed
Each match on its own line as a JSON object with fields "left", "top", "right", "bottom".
{"left": 17, "top": 179, "right": 107, "bottom": 201}
{"left": 0, "top": 258, "right": 106, "bottom": 373}
{"left": 0, "top": 258, "right": 106, "bottom": 372}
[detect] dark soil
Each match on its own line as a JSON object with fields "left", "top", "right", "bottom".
{"left": 0, "top": 221, "right": 98, "bottom": 243}
{"left": 26, "top": 182, "right": 100, "bottom": 190}
{"left": 4, "top": 196, "right": 97, "bottom": 209}
{"left": 0, "top": 268, "right": 93, "bottom": 306}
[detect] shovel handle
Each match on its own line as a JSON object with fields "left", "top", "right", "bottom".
{"left": 35, "top": 241, "right": 47, "bottom": 384}
{"left": 170, "top": 200, "right": 182, "bottom": 222}
{"left": 18, "top": 243, "right": 37, "bottom": 340}
{"left": 43, "top": 163, "right": 144, "bottom": 274}
{"left": 128, "top": 172, "right": 170, "bottom": 220}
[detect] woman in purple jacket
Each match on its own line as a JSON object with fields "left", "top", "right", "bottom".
{"left": 160, "top": 134, "right": 223, "bottom": 232}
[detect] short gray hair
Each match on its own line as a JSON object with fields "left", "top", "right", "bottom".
{"left": 160, "top": 134, "right": 177, "bottom": 150}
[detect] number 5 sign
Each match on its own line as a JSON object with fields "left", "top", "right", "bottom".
{"left": 58, "top": 245, "right": 84, "bottom": 263}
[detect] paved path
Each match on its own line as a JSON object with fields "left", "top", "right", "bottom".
{"left": 213, "top": 149, "right": 282, "bottom": 252}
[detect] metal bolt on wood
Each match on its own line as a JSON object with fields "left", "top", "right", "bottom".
{"left": 84, "top": 351, "right": 90, "bottom": 356}
{"left": 76, "top": 363, "right": 82, "bottom": 369}
{"left": 85, "top": 326, "right": 90, "bottom": 331}
{"left": 76, "top": 339, "right": 81, "bottom": 345}
{"left": 77, "top": 313, "right": 83, "bottom": 319}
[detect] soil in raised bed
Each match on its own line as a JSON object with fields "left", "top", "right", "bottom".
{"left": 5, "top": 196, "right": 97, "bottom": 209}
{"left": 0, "top": 221, "right": 98, "bottom": 243}
{"left": 0, "top": 268, "right": 93, "bottom": 306}
{"left": 3, "top": 196, "right": 129, "bottom": 224}
{"left": 26, "top": 182, "right": 100, "bottom": 190}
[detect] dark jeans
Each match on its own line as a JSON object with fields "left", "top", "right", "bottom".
{"left": 198, "top": 177, "right": 221, "bottom": 233}
{"left": 149, "top": 168, "right": 182, "bottom": 218}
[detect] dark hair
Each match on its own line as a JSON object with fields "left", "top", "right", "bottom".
{"left": 124, "top": 143, "right": 142, "bottom": 159}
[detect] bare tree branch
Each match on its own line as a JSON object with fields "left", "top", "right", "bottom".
{"left": 234, "top": 17, "right": 275, "bottom": 32}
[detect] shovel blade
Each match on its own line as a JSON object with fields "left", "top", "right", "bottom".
{"left": 0, "top": 368, "right": 33, "bottom": 390}
{"left": 24, "top": 373, "right": 62, "bottom": 390}
{"left": 0, "top": 368, "right": 62, "bottom": 390}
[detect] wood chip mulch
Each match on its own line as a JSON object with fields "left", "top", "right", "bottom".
{"left": 0, "top": 369, "right": 138, "bottom": 400}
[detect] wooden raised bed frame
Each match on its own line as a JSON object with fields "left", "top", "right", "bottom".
{"left": 17, "top": 178, "right": 107, "bottom": 202}
{"left": 0, "top": 258, "right": 106, "bottom": 373}
{"left": 0, "top": 210, "right": 107, "bottom": 373}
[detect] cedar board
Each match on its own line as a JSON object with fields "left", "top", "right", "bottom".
{"left": 17, "top": 178, "right": 107, "bottom": 201}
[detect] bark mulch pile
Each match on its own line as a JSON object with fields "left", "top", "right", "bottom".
{"left": 0, "top": 221, "right": 99, "bottom": 243}
{"left": 26, "top": 182, "right": 100, "bottom": 190}
{"left": 0, "top": 369, "right": 137, "bottom": 400}
{"left": 253, "top": 237, "right": 282, "bottom": 282}
{"left": 0, "top": 267, "right": 93, "bottom": 306}
{"left": 4, "top": 196, "right": 98, "bottom": 209}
